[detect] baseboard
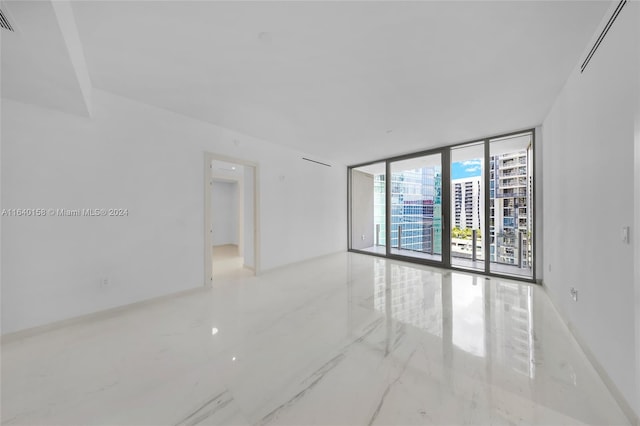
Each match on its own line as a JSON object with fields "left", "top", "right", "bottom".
{"left": 1, "top": 285, "right": 210, "bottom": 344}
{"left": 260, "top": 249, "right": 346, "bottom": 274}
{"left": 541, "top": 281, "right": 640, "bottom": 426}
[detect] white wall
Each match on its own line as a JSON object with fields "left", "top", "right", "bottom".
{"left": 243, "top": 166, "right": 255, "bottom": 270}
{"left": 542, "top": 1, "right": 639, "bottom": 418}
{"left": 351, "top": 170, "right": 374, "bottom": 250}
{"left": 211, "top": 181, "right": 238, "bottom": 246}
{"left": 1, "top": 89, "right": 346, "bottom": 334}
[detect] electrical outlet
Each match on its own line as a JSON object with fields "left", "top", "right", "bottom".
{"left": 570, "top": 287, "right": 578, "bottom": 302}
{"left": 361, "top": 234, "right": 366, "bottom": 241}
{"left": 100, "top": 277, "right": 109, "bottom": 287}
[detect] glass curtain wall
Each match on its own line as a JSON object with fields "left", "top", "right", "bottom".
{"left": 350, "top": 162, "right": 386, "bottom": 255}
{"left": 389, "top": 154, "right": 443, "bottom": 262}
{"left": 489, "top": 133, "right": 534, "bottom": 279}
{"left": 348, "top": 129, "right": 534, "bottom": 282}
{"left": 450, "top": 142, "right": 484, "bottom": 272}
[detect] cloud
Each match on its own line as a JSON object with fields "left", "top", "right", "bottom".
{"left": 461, "top": 160, "right": 481, "bottom": 166}
{"left": 465, "top": 166, "right": 481, "bottom": 173}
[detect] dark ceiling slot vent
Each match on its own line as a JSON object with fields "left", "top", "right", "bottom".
{"left": 581, "top": 0, "right": 626, "bottom": 73}
{"left": 302, "top": 157, "right": 332, "bottom": 167}
{"left": 0, "top": 8, "right": 14, "bottom": 32}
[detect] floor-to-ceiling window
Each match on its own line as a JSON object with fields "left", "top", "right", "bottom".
{"left": 488, "top": 133, "right": 534, "bottom": 279}
{"left": 348, "top": 129, "right": 535, "bottom": 282}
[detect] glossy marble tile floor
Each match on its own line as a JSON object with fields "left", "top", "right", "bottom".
{"left": 212, "top": 244, "right": 254, "bottom": 279}
{"left": 1, "top": 253, "right": 630, "bottom": 425}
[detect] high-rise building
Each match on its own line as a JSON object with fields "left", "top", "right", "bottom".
{"left": 489, "top": 150, "right": 531, "bottom": 266}
{"left": 373, "top": 167, "right": 442, "bottom": 254}
{"left": 452, "top": 176, "right": 483, "bottom": 231}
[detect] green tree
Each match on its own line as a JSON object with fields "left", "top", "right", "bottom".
{"left": 451, "top": 227, "right": 481, "bottom": 240}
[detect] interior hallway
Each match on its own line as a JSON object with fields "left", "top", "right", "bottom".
{"left": 0, "top": 252, "right": 629, "bottom": 425}
{"left": 212, "top": 244, "right": 253, "bottom": 279}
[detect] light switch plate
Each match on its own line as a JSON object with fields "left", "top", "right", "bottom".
{"left": 622, "top": 226, "right": 630, "bottom": 244}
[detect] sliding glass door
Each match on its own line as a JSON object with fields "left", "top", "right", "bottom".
{"left": 389, "top": 154, "right": 443, "bottom": 262}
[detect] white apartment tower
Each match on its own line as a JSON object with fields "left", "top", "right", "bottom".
{"left": 452, "top": 176, "right": 483, "bottom": 231}
{"left": 489, "top": 150, "right": 531, "bottom": 266}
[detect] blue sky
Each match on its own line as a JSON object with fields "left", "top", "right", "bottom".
{"left": 451, "top": 159, "right": 482, "bottom": 180}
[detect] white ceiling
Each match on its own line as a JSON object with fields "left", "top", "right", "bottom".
{"left": 3, "top": 1, "right": 611, "bottom": 165}
{"left": 1, "top": 0, "right": 92, "bottom": 116}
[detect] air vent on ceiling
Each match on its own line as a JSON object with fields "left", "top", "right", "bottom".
{"left": 302, "top": 157, "right": 332, "bottom": 167}
{"left": 581, "top": 0, "right": 626, "bottom": 73}
{"left": 0, "top": 7, "right": 14, "bottom": 32}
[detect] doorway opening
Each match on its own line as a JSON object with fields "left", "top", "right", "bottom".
{"left": 204, "top": 153, "right": 259, "bottom": 284}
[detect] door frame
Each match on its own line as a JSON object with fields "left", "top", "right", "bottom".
{"left": 204, "top": 152, "right": 260, "bottom": 285}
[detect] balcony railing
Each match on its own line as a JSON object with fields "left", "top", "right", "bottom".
{"left": 377, "top": 222, "right": 531, "bottom": 269}
{"left": 496, "top": 189, "right": 527, "bottom": 198}
{"left": 451, "top": 229, "right": 482, "bottom": 261}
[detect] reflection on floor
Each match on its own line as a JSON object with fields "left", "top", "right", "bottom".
{"left": 360, "top": 245, "right": 386, "bottom": 255}
{"left": 361, "top": 245, "right": 442, "bottom": 261}
{"left": 390, "top": 247, "right": 441, "bottom": 261}
{"left": 213, "top": 244, "right": 253, "bottom": 279}
{"left": 359, "top": 245, "right": 532, "bottom": 278}
{"left": 452, "top": 256, "right": 533, "bottom": 278}
{"left": 1, "top": 253, "right": 629, "bottom": 425}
